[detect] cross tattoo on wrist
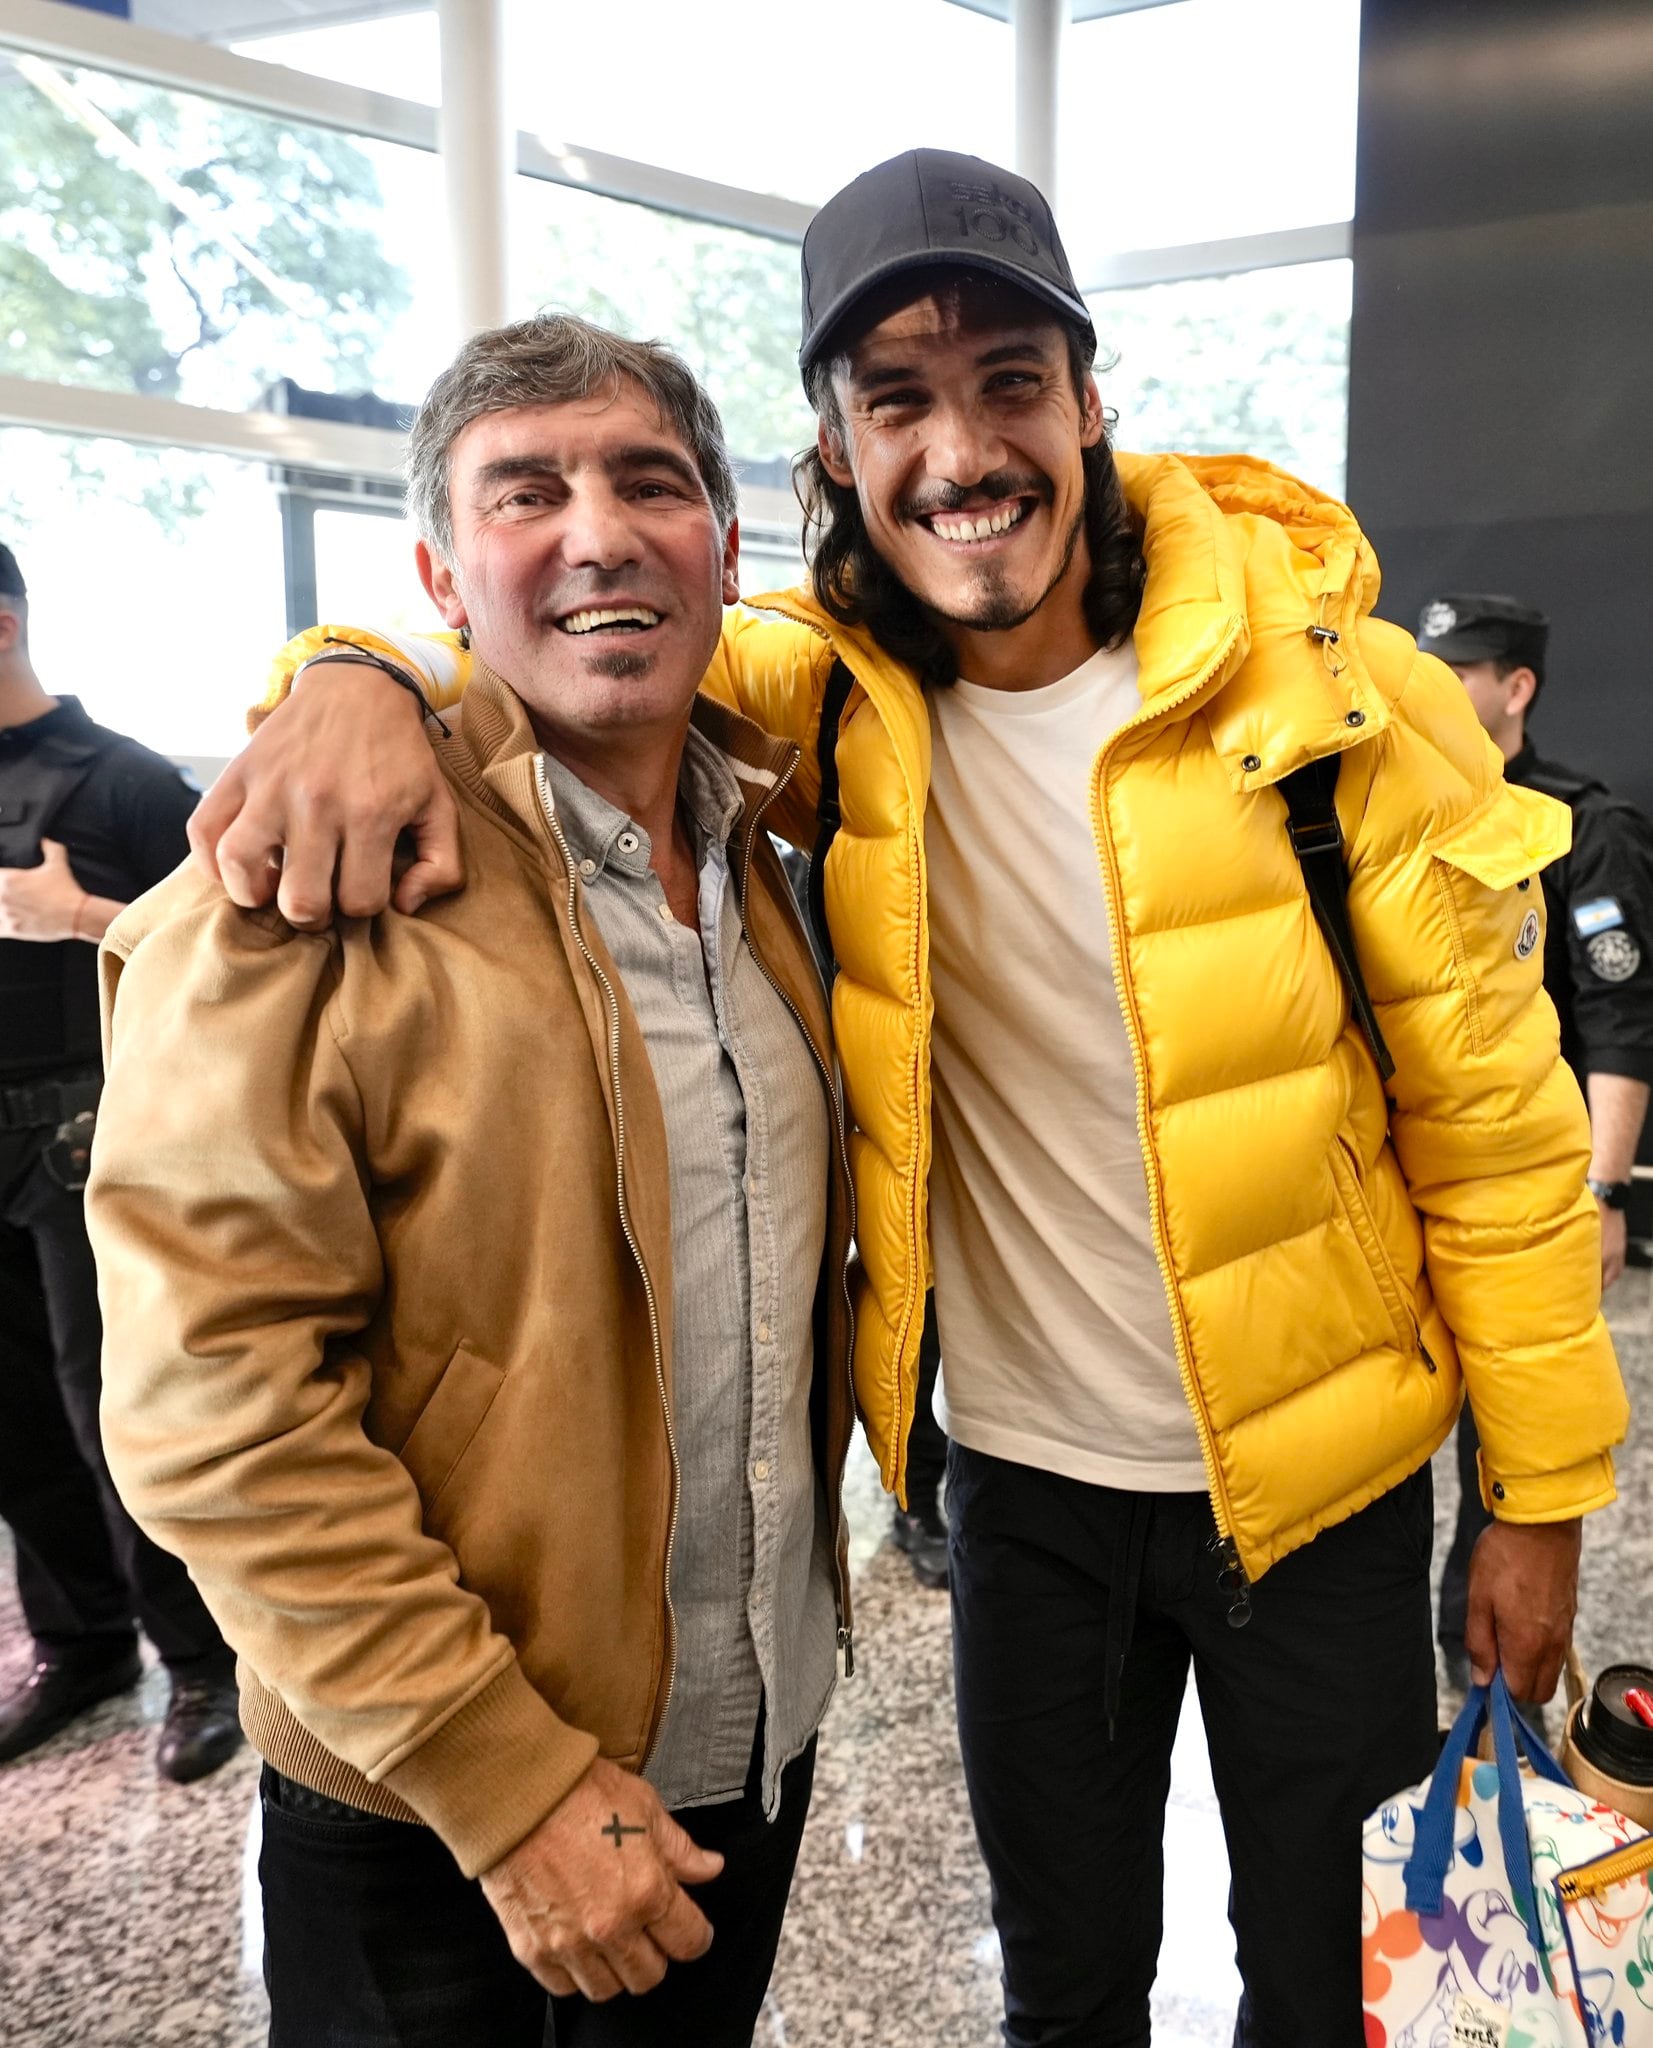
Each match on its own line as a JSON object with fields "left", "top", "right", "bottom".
{"left": 601, "top": 1812, "right": 646, "bottom": 1849}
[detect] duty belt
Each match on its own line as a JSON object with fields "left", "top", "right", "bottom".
{"left": 0, "top": 1076, "right": 101, "bottom": 1130}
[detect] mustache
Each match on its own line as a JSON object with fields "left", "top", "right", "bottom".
{"left": 898, "top": 470, "right": 1051, "bottom": 522}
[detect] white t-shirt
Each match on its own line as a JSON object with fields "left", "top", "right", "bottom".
{"left": 925, "top": 639, "right": 1209, "bottom": 1490}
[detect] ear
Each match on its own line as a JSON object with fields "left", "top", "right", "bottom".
{"left": 722, "top": 517, "right": 741, "bottom": 608}
{"left": 417, "top": 540, "right": 468, "bottom": 631}
{"left": 1505, "top": 665, "right": 1539, "bottom": 719}
{"left": 1078, "top": 372, "right": 1106, "bottom": 451}
{"left": 817, "top": 414, "right": 855, "bottom": 490}
{"left": 0, "top": 608, "right": 18, "bottom": 656}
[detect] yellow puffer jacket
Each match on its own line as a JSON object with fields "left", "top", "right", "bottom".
{"left": 263, "top": 451, "right": 1627, "bottom": 1579}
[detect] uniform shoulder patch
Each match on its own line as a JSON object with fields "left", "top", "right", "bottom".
{"left": 1587, "top": 929, "right": 1641, "bottom": 982}
{"left": 1572, "top": 895, "right": 1625, "bottom": 937}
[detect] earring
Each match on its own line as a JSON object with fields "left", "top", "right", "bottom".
{"left": 458, "top": 625, "right": 471, "bottom": 651}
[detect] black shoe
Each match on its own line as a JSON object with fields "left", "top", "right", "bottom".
{"left": 892, "top": 1506, "right": 949, "bottom": 1590}
{"left": 157, "top": 1671, "right": 244, "bottom": 1784}
{"left": 0, "top": 1647, "right": 143, "bottom": 1764}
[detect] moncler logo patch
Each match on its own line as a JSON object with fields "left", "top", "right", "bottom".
{"left": 1421, "top": 601, "right": 1458, "bottom": 639}
{"left": 1587, "top": 928, "right": 1641, "bottom": 982}
{"left": 1515, "top": 910, "right": 1541, "bottom": 960}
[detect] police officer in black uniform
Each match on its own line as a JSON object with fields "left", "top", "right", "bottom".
{"left": 1418, "top": 592, "right": 1653, "bottom": 1696}
{"left": 0, "top": 545, "right": 241, "bottom": 1779}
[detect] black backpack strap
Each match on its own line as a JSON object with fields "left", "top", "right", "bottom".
{"left": 1279, "top": 756, "right": 1396, "bottom": 1083}
{"left": 806, "top": 659, "right": 857, "bottom": 981}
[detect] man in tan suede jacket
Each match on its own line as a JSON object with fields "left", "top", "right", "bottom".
{"left": 85, "top": 314, "right": 855, "bottom": 2048}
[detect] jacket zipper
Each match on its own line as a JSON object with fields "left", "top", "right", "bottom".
{"left": 1089, "top": 620, "right": 1251, "bottom": 1611}
{"left": 1553, "top": 1832, "right": 1653, "bottom": 1902}
{"left": 532, "top": 755, "right": 681, "bottom": 1764}
{"left": 738, "top": 748, "right": 860, "bottom": 1678}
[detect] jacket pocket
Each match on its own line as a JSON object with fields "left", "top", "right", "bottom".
{"left": 1429, "top": 784, "right": 1570, "bottom": 1055}
{"left": 396, "top": 1343, "right": 505, "bottom": 1512}
{"left": 1330, "top": 1136, "right": 1421, "bottom": 1357}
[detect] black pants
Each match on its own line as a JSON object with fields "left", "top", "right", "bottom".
{"left": 946, "top": 1443, "right": 1438, "bottom": 2048}
{"left": 259, "top": 1730, "right": 817, "bottom": 2047}
{"left": 906, "top": 1292, "right": 948, "bottom": 1515}
{"left": 0, "top": 1111, "right": 230, "bottom": 1674}
{"left": 1437, "top": 1405, "right": 1492, "bottom": 1663}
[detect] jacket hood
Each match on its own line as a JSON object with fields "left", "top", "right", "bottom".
{"left": 750, "top": 448, "right": 1396, "bottom": 796}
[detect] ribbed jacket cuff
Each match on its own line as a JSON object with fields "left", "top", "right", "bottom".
{"left": 1479, "top": 1449, "right": 1618, "bottom": 1523}
{"left": 379, "top": 1659, "right": 601, "bottom": 1879}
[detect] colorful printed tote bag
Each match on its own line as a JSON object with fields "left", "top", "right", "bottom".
{"left": 1363, "top": 1671, "right": 1653, "bottom": 2046}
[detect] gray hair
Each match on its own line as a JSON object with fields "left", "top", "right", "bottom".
{"left": 406, "top": 311, "right": 739, "bottom": 563}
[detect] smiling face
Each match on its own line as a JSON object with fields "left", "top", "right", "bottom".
{"left": 419, "top": 378, "right": 739, "bottom": 753}
{"left": 817, "top": 275, "right": 1106, "bottom": 685}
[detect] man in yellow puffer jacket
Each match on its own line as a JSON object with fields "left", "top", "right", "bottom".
{"left": 192, "top": 152, "right": 1626, "bottom": 2042}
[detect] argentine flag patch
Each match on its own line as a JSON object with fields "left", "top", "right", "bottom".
{"left": 1572, "top": 896, "right": 1624, "bottom": 937}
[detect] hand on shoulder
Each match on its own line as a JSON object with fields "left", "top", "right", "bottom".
{"left": 190, "top": 657, "right": 463, "bottom": 929}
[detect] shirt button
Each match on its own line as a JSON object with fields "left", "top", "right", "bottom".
{"left": 752, "top": 1459, "right": 771, "bottom": 1482}
{"left": 578, "top": 858, "right": 597, "bottom": 878}
{"left": 757, "top": 1320, "right": 772, "bottom": 1345}
{"left": 618, "top": 831, "right": 640, "bottom": 854}
{"left": 657, "top": 901, "right": 674, "bottom": 922}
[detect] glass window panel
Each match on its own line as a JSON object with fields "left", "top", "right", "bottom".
{"left": 1059, "top": 0, "right": 1360, "bottom": 276}
{"left": 313, "top": 504, "right": 433, "bottom": 634}
{"left": 508, "top": 0, "right": 1012, "bottom": 207}
{"left": 0, "top": 428, "right": 286, "bottom": 764}
{"left": 512, "top": 182, "right": 815, "bottom": 472}
{"left": 739, "top": 537, "right": 808, "bottom": 597}
{"left": 0, "top": 54, "right": 447, "bottom": 414}
{"left": 1087, "top": 259, "right": 1352, "bottom": 499}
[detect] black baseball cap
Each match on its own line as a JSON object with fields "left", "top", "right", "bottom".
{"left": 799, "top": 149, "right": 1096, "bottom": 374}
{"left": 1416, "top": 593, "right": 1548, "bottom": 670}
{"left": 0, "top": 544, "right": 24, "bottom": 601}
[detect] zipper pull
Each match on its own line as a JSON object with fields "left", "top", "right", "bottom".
{"left": 1215, "top": 1538, "right": 1252, "bottom": 1630}
{"left": 837, "top": 1624, "right": 856, "bottom": 1679}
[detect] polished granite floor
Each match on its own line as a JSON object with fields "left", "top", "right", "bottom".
{"left": 2, "top": 1267, "right": 1649, "bottom": 2048}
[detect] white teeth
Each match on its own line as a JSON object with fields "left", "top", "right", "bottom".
{"left": 559, "top": 606, "right": 663, "bottom": 635}
{"left": 928, "top": 502, "right": 1026, "bottom": 543}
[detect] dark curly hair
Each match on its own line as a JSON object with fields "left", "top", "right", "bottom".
{"left": 794, "top": 313, "right": 1145, "bottom": 689}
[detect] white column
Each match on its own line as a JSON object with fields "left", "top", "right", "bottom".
{"left": 437, "top": 0, "right": 512, "bottom": 339}
{"left": 1011, "top": 0, "right": 1064, "bottom": 208}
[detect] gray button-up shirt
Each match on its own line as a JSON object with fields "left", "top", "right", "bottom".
{"left": 542, "top": 733, "right": 838, "bottom": 1817}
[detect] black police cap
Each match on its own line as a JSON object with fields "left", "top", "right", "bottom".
{"left": 0, "top": 544, "right": 24, "bottom": 601}
{"left": 799, "top": 149, "right": 1096, "bottom": 373}
{"left": 1416, "top": 593, "right": 1548, "bottom": 670}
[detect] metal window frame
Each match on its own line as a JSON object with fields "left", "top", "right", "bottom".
{"left": 1083, "top": 221, "right": 1353, "bottom": 294}
{"left": 0, "top": 373, "right": 409, "bottom": 479}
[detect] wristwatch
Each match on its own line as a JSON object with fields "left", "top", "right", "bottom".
{"left": 1586, "top": 1177, "right": 1633, "bottom": 1211}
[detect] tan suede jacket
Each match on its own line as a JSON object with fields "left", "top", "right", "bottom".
{"left": 87, "top": 671, "right": 856, "bottom": 1878}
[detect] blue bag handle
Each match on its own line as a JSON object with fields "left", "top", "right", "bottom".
{"left": 1488, "top": 1669, "right": 1570, "bottom": 1953}
{"left": 1405, "top": 1669, "right": 1571, "bottom": 1944}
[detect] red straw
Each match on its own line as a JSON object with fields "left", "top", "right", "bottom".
{"left": 1624, "top": 1686, "right": 1653, "bottom": 1731}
